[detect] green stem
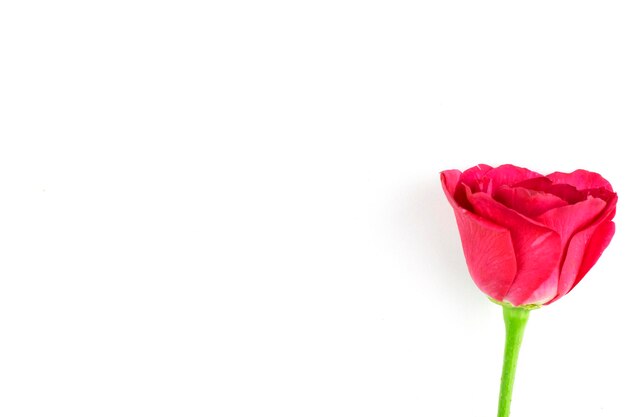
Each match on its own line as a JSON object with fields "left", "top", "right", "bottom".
{"left": 497, "top": 305, "right": 530, "bottom": 417}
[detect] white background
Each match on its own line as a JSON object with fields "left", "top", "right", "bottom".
{"left": 1, "top": 1, "right": 625, "bottom": 416}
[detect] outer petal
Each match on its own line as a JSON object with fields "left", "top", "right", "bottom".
{"left": 466, "top": 189, "right": 561, "bottom": 305}
{"left": 441, "top": 172, "right": 517, "bottom": 300}
{"left": 573, "top": 220, "right": 616, "bottom": 288}
{"left": 441, "top": 169, "right": 462, "bottom": 199}
{"left": 547, "top": 196, "right": 617, "bottom": 303}
{"left": 536, "top": 197, "right": 606, "bottom": 251}
{"left": 494, "top": 185, "right": 568, "bottom": 218}
{"left": 534, "top": 197, "right": 605, "bottom": 303}
{"left": 547, "top": 169, "right": 614, "bottom": 192}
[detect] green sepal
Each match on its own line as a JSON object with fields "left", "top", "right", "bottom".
{"left": 488, "top": 296, "right": 542, "bottom": 311}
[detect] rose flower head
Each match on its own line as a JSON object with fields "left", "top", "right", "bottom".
{"left": 441, "top": 164, "right": 617, "bottom": 306}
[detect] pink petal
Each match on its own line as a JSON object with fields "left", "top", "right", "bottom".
{"left": 453, "top": 164, "right": 493, "bottom": 208}
{"left": 547, "top": 195, "right": 617, "bottom": 303}
{"left": 536, "top": 197, "right": 607, "bottom": 250}
{"left": 515, "top": 177, "right": 586, "bottom": 204}
{"left": 588, "top": 187, "right": 616, "bottom": 202}
{"left": 521, "top": 269, "right": 559, "bottom": 306}
{"left": 440, "top": 172, "right": 517, "bottom": 300}
{"left": 494, "top": 185, "right": 568, "bottom": 218}
{"left": 465, "top": 188, "right": 561, "bottom": 306}
{"left": 547, "top": 169, "right": 614, "bottom": 192}
{"left": 482, "top": 164, "right": 543, "bottom": 195}
{"left": 457, "top": 164, "right": 493, "bottom": 192}
{"left": 451, "top": 209, "right": 519, "bottom": 301}
{"left": 441, "top": 170, "right": 462, "bottom": 199}
{"left": 572, "top": 220, "right": 616, "bottom": 290}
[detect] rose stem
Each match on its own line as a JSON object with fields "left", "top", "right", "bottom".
{"left": 497, "top": 305, "right": 530, "bottom": 417}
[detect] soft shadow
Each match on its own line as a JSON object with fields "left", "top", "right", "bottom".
{"left": 393, "top": 177, "right": 489, "bottom": 313}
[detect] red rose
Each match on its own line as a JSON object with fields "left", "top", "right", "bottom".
{"left": 441, "top": 164, "right": 617, "bottom": 306}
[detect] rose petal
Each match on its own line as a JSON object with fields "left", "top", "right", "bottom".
{"left": 482, "top": 164, "right": 543, "bottom": 195}
{"left": 441, "top": 169, "right": 462, "bottom": 198}
{"left": 451, "top": 210, "right": 519, "bottom": 300}
{"left": 534, "top": 197, "right": 606, "bottom": 303}
{"left": 465, "top": 188, "right": 561, "bottom": 306}
{"left": 535, "top": 196, "right": 607, "bottom": 302}
{"left": 494, "top": 185, "right": 568, "bottom": 218}
{"left": 547, "top": 195, "right": 617, "bottom": 303}
{"left": 587, "top": 187, "right": 617, "bottom": 203}
{"left": 536, "top": 197, "right": 606, "bottom": 249}
{"left": 547, "top": 169, "right": 614, "bottom": 192}
{"left": 572, "top": 220, "right": 616, "bottom": 290}
{"left": 521, "top": 269, "right": 559, "bottom": 306}
{"left": 457, "top": 164, "right": 493, "bottom": 192}
{"left": 440, "top": 172, "right": 518, "bottom": 300}
{"left": 515, "top": 177, "right": 586, "bottom": 204}
{"left": 453, "top": 164, "right": 493, "bottom": 209}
